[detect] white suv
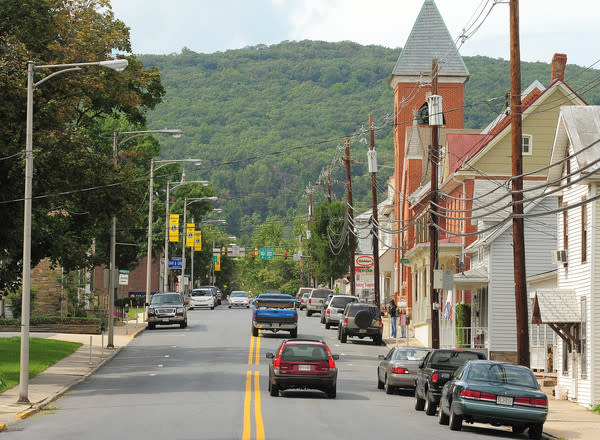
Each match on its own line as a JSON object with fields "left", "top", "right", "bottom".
{"left": 324, "top": 295, "right": 358, "bottom": 328}
{"left": 189, "top": 288, "right": 215, "bottom": 309}
{"left": 306, "top": 288, "right": 333, "bottom": 316}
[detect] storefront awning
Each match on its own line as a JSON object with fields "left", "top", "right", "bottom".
{"left": 378, "top": 247, "right": 394, "bottom": 272}
{"left": 532, "top": 289, "right": 581, "bottom": 352}
{"left": 454, "top": 266, "right": 488, "bottom": 288}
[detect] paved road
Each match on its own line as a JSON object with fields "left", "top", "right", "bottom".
{"left": 3, "top": 306, "right": 529, "bottom": 439}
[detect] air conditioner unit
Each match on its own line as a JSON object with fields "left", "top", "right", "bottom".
{"left": 552, "top": 250, "right": 567, "bottom": 264}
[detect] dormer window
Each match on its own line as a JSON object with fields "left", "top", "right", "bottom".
{"left": 522, "top": 135, "right": 532, "bottom": 155}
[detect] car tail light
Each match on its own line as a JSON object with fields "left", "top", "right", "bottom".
{"left": 431, "top": 372, "right": 439, "bottom": 383}
{"left": 309, "top": 298, "right": 312, "bottom": 304}
{"left": 253, "top": 311, "right": 257, "bottom": 320}
{"left": 392, "top": 367, "right": 408, "bottom": 374}
{"left": 344, "top": 317, "right": 348, "bottom": 324}
{"left": 326, "top": 309, "right": 330, "bottom": 315}
{"left": 460, "top": 389, "right": 497, "bottom": 402}
{"left": 325, "top": 346, "right": 336, "bottom": 370}
{"left": 294, "top": 313, "right": 298, "bottom": 322}
{"left": 515, "top": 397, "right": 548, "bottom": 408}
{"left": 378, "top": 319, "right": 383, "bottom": 327}
{"left": 479, "top": 392, "right": 496, "bottom": 402}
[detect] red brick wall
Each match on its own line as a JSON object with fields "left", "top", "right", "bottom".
{"left": 93, "top": 256, "right": 161, "bottom": 299}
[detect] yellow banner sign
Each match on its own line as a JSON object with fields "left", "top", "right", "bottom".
{"left": 169, "top": 214, "right": 179, "bottom": 242}
{"left": 215, "top": 255, "right": 221, "bottom": 271}
{"left": 186, "top": 223, "right": 195, "bottom": 247}
{"left": 194, "top": 230, "right": 202, "bottom": 251}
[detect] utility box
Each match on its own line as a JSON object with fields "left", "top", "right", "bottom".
{"left": 427, "top": 95, "right": 443, "bottom": 126}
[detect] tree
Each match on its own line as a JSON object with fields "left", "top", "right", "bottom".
{"left": 307, "top": 201, "right": 351, "bottom": 284}
{"left": 0, "top": 0, "right": 165, "bottom": 291}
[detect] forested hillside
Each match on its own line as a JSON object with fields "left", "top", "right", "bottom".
{"left": 139, "top": 41, "right": 600, "bottom": 241}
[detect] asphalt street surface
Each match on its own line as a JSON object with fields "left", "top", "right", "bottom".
{"left": 4, "top": 304, "right": 530, "bottom": 439}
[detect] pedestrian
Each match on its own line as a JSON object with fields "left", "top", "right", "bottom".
{"left": 400, "top": 309, "right": 407, "bottom": 338}
{"left": 388, "top": 300, "right": 398, "bottom": 338}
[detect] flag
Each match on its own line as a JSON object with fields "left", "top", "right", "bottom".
{"left": 169, "top": 214, "right": 179, "bottom": 242}
{"left": 214, "top": 255, "right": 221, "bottom": 271}
{"left": 194, "top": 230, "right": 202, "bottom": 251}
{"left": 185, "top": 223, "right": 195, "bottom": 247}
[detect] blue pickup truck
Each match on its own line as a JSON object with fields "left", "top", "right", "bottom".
{"left": 252, "top": 293, "right": 298, "bottom": 338}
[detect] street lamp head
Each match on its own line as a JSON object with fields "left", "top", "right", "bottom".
{"left": 213, "top": 208, "right": 223, "bottom": 213}
{"left": 99, "top": 59, "right": 128, "bottom": 72}
{"left": 158, "top": 129, "right": 183, "bottom": 138}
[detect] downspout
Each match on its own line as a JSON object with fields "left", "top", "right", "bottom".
{"left": 399, "top": 126, "right": 409, "bottom": 311}
{"left": 589, "top": 182, "right": 597, "bottom": 404}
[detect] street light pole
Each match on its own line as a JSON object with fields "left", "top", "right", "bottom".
{"left": 18, "top": 58, "right": 128, "bottom": 404}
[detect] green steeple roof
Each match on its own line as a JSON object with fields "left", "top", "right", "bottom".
{"left": 391, "top": 0, "right": 469, "bottom": 78}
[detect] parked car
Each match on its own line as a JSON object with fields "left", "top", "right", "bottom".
{"left": 324, "top": 295, "right": 358, "bottom": 329}
{"left": 438, "top": 360, "right": 548, "bottom": 439}
{"left": 189, "top": 287, "right": 216, "bottom": 310}
{"left": 306, "top": 288, "right": 333, "bottom": 316}
{"left": 147, "top": 292, "right": 188, "bottom": 329}
{"left": 415, "top": 348, "right": 487, "bottom": 416}
{"left": 295, "top": 287, "right": 312, "bottom": 302}
{"left": 266, "top": 339, "right": 339, "bottom": 398}
{"left": 320, "top": 293, "right": 335, "bottom": 323}
{"left": 337, "top": 303, "right": 383, "bottom": 345}
{"left": 377, "top": 346, "right": 432, "bottom": 394}
{"left": 228, "top": 290, "right": 250, "bottom": 308}
{"left": 197, "top": 285, "right": 219, "bottom": 306}
{"left": 299, "top": 292, "right": 310, "bottom": 310}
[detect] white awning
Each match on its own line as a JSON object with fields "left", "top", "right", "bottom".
{"left": 532, "top": 289, "right": 580, "bottom": 324}
{"left": 454, "top": 267, "right": 488, "bottom": 288}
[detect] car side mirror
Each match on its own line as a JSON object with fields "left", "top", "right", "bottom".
{"left": 332, "top": 354, "right": 339, "bottom": 360}
{"left": 378, "top": 355, "right": 385, "bottom": 360}
{"left": 265, "top": 352, "right": 274, "bottom": 359}
{"left": 418, "top": 360, "right": 425, "bottom": 369}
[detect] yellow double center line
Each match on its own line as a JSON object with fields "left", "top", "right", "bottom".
{"left": 243, "top": 335, "right": 264, "bottom": 440}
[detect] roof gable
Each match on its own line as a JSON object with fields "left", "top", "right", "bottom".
{"left": 391, "top": 0, "right": 469, "bottom": 78}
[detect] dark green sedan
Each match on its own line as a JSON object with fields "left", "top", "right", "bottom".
{"left": 438, "top": 360, "right": 547, "bottom": 440}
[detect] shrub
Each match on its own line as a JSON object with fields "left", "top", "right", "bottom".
{"left": 0, "top": 315, "right": 101, "bottom": 326}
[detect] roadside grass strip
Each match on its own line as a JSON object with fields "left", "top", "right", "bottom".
{"left": 0, "top": 337, "right": 82, "bottom": 393}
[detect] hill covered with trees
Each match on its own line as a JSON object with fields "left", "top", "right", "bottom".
{"left": 139, "top": 41, "right": 600, "bottom": 242}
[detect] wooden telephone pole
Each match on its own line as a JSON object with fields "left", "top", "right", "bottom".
{"left": 344, "top": 138, "right": 356, "bottom": 296}
{"left": 510, "top": 0, "right": 530, "bottom": 367}
{"left": 429, "top": 59, "right": 440, "bottom": 349}
{"left": 369, "top": 115, "right": 381, "bottom": 310}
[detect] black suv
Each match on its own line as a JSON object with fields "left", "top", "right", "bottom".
{"left": 337, "top": 303, "right": 383, "bottom": 345}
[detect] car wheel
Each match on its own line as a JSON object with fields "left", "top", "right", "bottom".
{"left": 414, "top": 392, "right": 425, "bottom": 411}
{"left": 189, "top": 306, "right": 193, "bottom": 310}
{"left": 246, "top": 305, "right": 250, "bottom": 309}
{"left": 270, "top": 382, "right": 279, "bottom": 397}
{"left": 373, "top": 335, "right": 382, "bottom": 345}
{"left": 307, "top": 310, "right": 312, "bottom": 317}
{"left": 148, "top": 323, "right": 155, "bottom": 330}
{"left": 289, "top": 329, "right": 297, "bottom": 338}
{"left": 384, "top": 375, "right": 394, "bottom": 395}
{"left": 180, "top": 321, "right": 187, "bottom": 329}
{"left": 211, "top": 306, "right": 215, "bottom": 310}
{"left": 377, "top": 370, "right": 384, "bottom": 390}
{"left": 449, "top": 405, "right": 462, "bottom": 431}
{"left": 325, "top": 322, "right": 331, "bottom": 329}
{"left": 438, "top": 403, "right": 449, "bottom": 425}
{"left": 424, "top": 391, "right": 436, "bottom": 415}
{"left": 327, "top": 385, "right": 336, "bottom": 399}
{"left": 252, "top": 326, "right": 259, "bottom": 337}
{"left": 228, "top": 305, "right": 231, "bottom": 309}
{"left": 512, "top": 425, "right": 526, "bottom": 434}
{"left": 340, "top": 329, "right": 347, "bottom": 343}
{"left": 528, "top": 424, "right": 543, "bottom": 440}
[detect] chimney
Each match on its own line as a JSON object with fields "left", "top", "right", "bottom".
{"left": 551, "top": 53, "right": 567, "bottom": 82}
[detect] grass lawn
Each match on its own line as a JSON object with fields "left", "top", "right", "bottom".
{"left": 0, "top": 337, "right": 82, "bottom": 393}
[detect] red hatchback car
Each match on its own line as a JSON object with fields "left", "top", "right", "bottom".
{"left": 266, "top": 339, "right": 339, "bottom": 398}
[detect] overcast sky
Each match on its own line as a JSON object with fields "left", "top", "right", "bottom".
{"left": 110, "top": 0, "right": 599, "bottom": 68}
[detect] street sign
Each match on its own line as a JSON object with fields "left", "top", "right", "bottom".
{"left": 259, "top": 248, "right": 274, "bottom": 260}
{"left": 212, "top": 248, "right": 221, "bottom": 254}
{"left": 168, "top": 257, "right": 182, "bottom": 269}
{"left": 212, "top": 255, "right": 218, "bottom": 262}
{"left": 399, "top": 258, "right": 410, "bottom": 264}
{"left": 293, "top": 253, "right": 300, "bottom": 261}
{"left": 118, "top": 273, "right": 129, "bottom": 285}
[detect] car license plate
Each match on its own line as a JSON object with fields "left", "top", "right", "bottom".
{"left": 298, "top": 365, "right": 311, "bottom": 371}
{"left": 162, "top": 318, "right": 170, "bottom": 322}
{"left": 497, "top": 396, "right": 514, "bottom": 406}
{"left": 440, "top": 372, "right": 449, "bottom": 379}
{"left": 271, "top": 323, "right": 279, "bottom": 328}
{"left": 359, "top": 329, "right": 367, "bottom": 333}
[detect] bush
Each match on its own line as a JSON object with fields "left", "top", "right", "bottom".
{"left": 455, "top": 303, "right": 471, "bottom": 347}
{"left": 0, "top": 315, "right": 102, "bottom": 326}
{"left": 6, "top": 287, "right": 38, "bottom": 319}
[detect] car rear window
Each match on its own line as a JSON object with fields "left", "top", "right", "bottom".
{"left": 347, "top": 304, "right": 378, "bottom": 318}
{"left": 191, "top": 290, "right": 212, "bottom": 297}
{"left": 310, "top": 289, "right": 331, "bottom": 299}
{"left": 429, "top": 351, "right": 483, "bottom": 368}
{"left": 330, "top": 297, "right": 356, "bottom": 308}
{"left": 393, "top": 349, "right": 430, "bottom": 361}
{"left": 281, "top": 344, "right": 328, "bottom": 362}
{"left": 256, "top": 299, "right": 295, "bottom": 309}
{"left": 468, "top": 364, "right": 539, "bottom": 388}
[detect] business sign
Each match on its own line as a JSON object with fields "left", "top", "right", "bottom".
{"left": 185, "top": 223, "right": 195, "bottom": 247}
{"left": 355, "top": 255, "right": 374, "bottom": 267}
{"left": 168, "top": 257, "right": 182, "bottom": 269}
{"left": 194, "top": 230, "right": 202, "bottom": 251}
{"left": 169, "top": 214, "right": 179, "bottom": 242}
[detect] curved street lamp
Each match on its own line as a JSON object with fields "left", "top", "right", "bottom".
{"left": 19, "top": 58, "right": 128, "bottom": 404}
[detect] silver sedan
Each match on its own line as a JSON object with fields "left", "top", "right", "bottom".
{"left": 377, "top": 346, "right": 432, "bottom": 394}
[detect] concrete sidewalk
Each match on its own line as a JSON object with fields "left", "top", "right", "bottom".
{"left": 0, "top": 321, "right": 145, "bottom": 431}
{"left": 382, "top": 330, "right": 600, "bottom": 440}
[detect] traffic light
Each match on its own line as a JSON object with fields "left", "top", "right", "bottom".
{"left": 252, "top": 252, "right": 256, "bottom": 260}
{"left": 284, "top": 251, "right": 288, "bottom": 259}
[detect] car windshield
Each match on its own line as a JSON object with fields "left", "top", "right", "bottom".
{"left": 429, "top": 351, "right": 482, "bottom": 369}
{"left": 393, "top": 349, "right": 430, "bottom": 361}
{"left": 311, "top": 290, "right": 331, "bottom": 299}
{"left": 191, "top": 290, "right": 212, "bottom": 297}
{"left": 468, "top": 364, "right": 539, "bottom": 388}
{"left": 230, "top": 291, "right": 248, "bottom": 297}
{"left": 280, "top": 344, "right": 328, "bottom": 362}
{"left": 151, "top": 294, "right": 182, "bottom": 304}
{"left": 330, "top": 297, "right": 356, "bottom": 308}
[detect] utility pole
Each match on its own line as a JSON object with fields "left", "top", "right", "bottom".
{"left": 429, "top": 59, "right": 440, "bottom": 349}
{"left": 368, "top": 115, "right": 381, "bottom": 310}
{"left": 308, "top": 182, "right": 314, "bottom": 287}
{"left": 327, "top": 166, "right": 332, "bottom": 203}
{"left": 107, "top": 131, "right": 118, "bottom": 349}
{"left": 344, "top": 138, "right": 356, "bottom": 296}
{"left": 510, "top": 0, "right": 530, "bottom": 367}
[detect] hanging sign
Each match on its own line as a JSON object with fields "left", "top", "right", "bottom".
{"left": 169, "top": 214, "right": 179, "bottom": 242}
{"left": 186, "top": 223, "right": 195, "bottom": 247}
{"left": 194, "top": 230, "right": 202, "bottom": 251}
